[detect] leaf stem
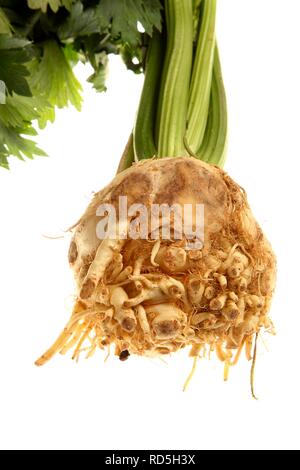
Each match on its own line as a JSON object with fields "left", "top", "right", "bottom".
{"left": 156, "top": 0, "right": 193, "bottom": 157}
{"left": 120, "top": 0, "right": 227, "bottom": 170}
{"left": 186, "top": 0, "right": 217, "bottom": 152}
{"left": 134, "top": 30, "right": 164, "bottom": 160}
{"left": 196, "top": 44, "right": 228, "bottom": 167}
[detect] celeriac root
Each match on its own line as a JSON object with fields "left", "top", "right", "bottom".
{"left": 36, "top": 157, "right": 276, "bottom": 381}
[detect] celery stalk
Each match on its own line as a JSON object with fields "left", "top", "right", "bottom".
{"left": 186, "top": 0, "right": 217, "bottom": 152}
{"left": 156, "top": 0, "right": 193, "bottom": 157}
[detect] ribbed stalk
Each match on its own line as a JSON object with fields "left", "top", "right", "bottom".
{"left": 156, "top": 0, "right": 193, "bottom": 157}
{"left": 118, "top": 0, "right": 228, "bottom": 173}
{"left": 197, "top": 44, "right": 228, "bottom": 167}
{"left": 186, "top": 0, "right": 217, "bottom": 152}
{"left": 134, "top": 31, "right": 164, "bottom": 160}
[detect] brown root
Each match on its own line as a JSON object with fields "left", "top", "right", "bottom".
{"left": 36, "top": 157, "right": 276, "bottom": 389}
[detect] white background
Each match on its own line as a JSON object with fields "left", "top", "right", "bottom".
{"left": 0, "top": 0, "right": 299, "bottom": 450}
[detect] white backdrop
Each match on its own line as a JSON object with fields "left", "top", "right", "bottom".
{"left": 0, "top": 0, "right": 299, "bottom": 450}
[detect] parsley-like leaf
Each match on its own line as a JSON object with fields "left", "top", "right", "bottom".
{"left": 28, "top": 0, "right": 61, "bottom": 13}
{"left": 0, "top": 34, "right": 32, "bottom": 96}
{"left": 27, "top": 1, "right": 75, "bottom": 13}
{"left": 0, "top": 121, "right": 47, "bottom": 169}
{"left": 59, "top": 1, "right": 105, "bottom": 39}
{"left": 87, "top": 52, "right": 108, "bottom": 92}
{"left": 98, "top": 0, "right": 162, "bottom": 46}
{"left": 29, "top": 40, "right": 82, "bottom": 126}
{"left": 0, "top": 0, "right": 163, "bottom": 169}
{"left": 0, "top": 93, "right": 50, "bottom": 128}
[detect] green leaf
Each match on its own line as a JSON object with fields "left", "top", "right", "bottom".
{"left": 59, "top": 0, "right": 162, "bottom": 44}
{"left": 86, "top": 50, "right": 108, "bottom": 92}
{"left": 87, "top": 67, "right": 106, "bottom": 92}
{"left": 61, "top": 0, "right": 76, "bottom": 11}
{"left": 0, "top": 121, "right": 47, "bottom": 168}
{"left": 29, "top": 40, "right": 82, "bottom": 113}
{"left": 27, "top": 0, "right": 61, "bottom": 13}
{"left": 27, "top": 0, "right": 76, "bottom": 13}
{"left": 138, "top": 0, "right": 163, "bottom": 35}
{"left": 88, "top": 70, "right": 106, "bottom": 92}
{"left": 0, "top": 93, "right": 51, "bottom": 128}
{"left": 0, "top": 34, "right": 33, "bottom": 97}
{"left": 63, "top": 42, "right": 80, "bottom": 67}
{"left": 58, "top": 2, "right": 105, "bottom": 39}
{"left": 98, "top": 0, "right": 162, "bottom": 46}
{"left": 0, "top": 0, "right": 164, "bottom": 169}
{"left": 36, "top": 105, "right": 55, "bottom": 129}
{"left": 0, "top": 35, "right": 31, "bottom": 51}
{"left": 0, "top": 84, "right": 52, "bottom": 168}
{"left": 0, "top": 144, "right": 9, "bottom": 169}
{"left": 120, "top": 43, "right": 144, "bottom": 74}
{"left": 0, "top": 7, "right": 13, "bottom": 34}
{"left": 0, "top": 51, "right": 31, "bottom": 96}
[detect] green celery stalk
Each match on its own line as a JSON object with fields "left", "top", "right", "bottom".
{"left": 197, "top": 44, "right": 228, "bottom": 167}
{"left": 134, "top": 31, "right": 164, "bottom": 160}
{"left": 156, "top": 0, "right": 193, "bottom": 157}
{"left": 186, "top": 0, "right": 217, "bottom": 152}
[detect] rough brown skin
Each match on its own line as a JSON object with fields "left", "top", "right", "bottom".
{"left": 36, "top": 157, "right": 276, "bottom": 366}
